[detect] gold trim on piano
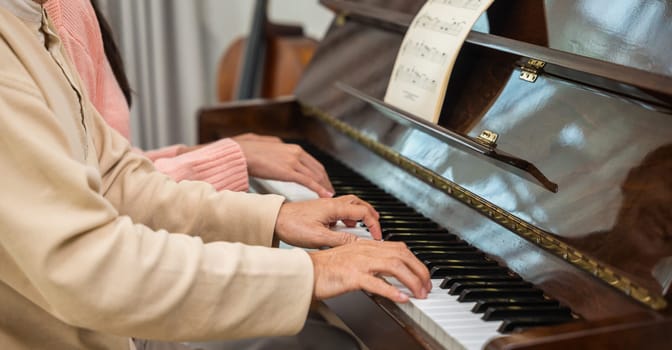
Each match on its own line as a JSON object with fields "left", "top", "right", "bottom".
{"left": 301, "top": 103, "right": 668, "bottom": 311}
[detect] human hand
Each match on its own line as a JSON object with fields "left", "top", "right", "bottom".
{"left": 274, "top": 195, "right": 381, "bottom": 248}
{"left": 232, "top": 132, "right": 283, "bottom": 144}
{"left": 176, "top": 144, "right": 205, "bottom": 155}
{"left": 233, "top": 135, "right": 335, "bottom": 198}
{"left": 177, "top": 133, "right": 280, "bottom": 156}
{"left": 309, "top": 240, "right": 432, "bottom": 303}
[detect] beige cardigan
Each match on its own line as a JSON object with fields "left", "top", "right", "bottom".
{"left": 0, "top": 7, "right": 312, "bottom": 349}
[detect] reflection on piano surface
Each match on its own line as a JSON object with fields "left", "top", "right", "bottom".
{"left": 562, "top": 144, "right": 672, "bottom": 293}
{"left": 198, "top": 0, "right": 671, "bottom": 348}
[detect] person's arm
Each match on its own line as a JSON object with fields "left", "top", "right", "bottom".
{"left": 0, "top": 76, "right": 312, "bottom": 341}
{"left": 91, "top": 106, "right": 276, "bottom": 244}
{"left": 149, "top": 139, "right": 250, "bottom": 192}
{"left": 142, "top": 144, "right": 184, "bottom": 160}
{"left": 233, "top": 135, "right": 335, "bottom": 198}
{"left": 148, "top": 133, "right": 335, "bottom": 197}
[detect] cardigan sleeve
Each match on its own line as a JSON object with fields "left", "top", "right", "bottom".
{"left": 0, "top": 60, "right": 313, "bottom": 342}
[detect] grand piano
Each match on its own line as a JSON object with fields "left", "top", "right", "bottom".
{"left": 197, "top": 1, "right": 672, "bottom": 349}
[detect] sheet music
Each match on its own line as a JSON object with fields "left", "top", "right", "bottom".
{"left": 384, "top": 0, "right": 493, "bottom": 123}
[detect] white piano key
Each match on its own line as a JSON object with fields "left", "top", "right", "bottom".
{"left": 258, "top": 178, "right": 502, "bottom": 349}
{"left": 252, "top": 178, "right": 319, "bottom": 202}
{"left": 388, "top": 278, "right": 501, "bottom": 350}
{"left": 331, "top": 222, "right": 373, "bottom": 240}
{"left": 254, "top": 178, "right": 375, "bottom": 240}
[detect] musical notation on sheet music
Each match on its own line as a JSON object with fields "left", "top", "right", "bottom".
{"left": 429, "top": 0, "right": 483, "bottom": 10}
{"left": 402, "top": 40, "right": 450, "bottom": 66}
{"left": 394, "top": 65, "right": 438, "bottom": 92}
{"left": 384, "top": 0, "right": 494, "bottom": 123}
{"left": 414, "top": 15, "right": 467, "bottom": 36}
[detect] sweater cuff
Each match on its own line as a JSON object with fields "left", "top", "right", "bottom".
{"left": 153, "top": 139, "right": 249, "bottom": 192}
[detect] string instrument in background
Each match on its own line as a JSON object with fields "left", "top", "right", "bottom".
{"left": 217, "top": 0, "right": 318, "bottom": 101}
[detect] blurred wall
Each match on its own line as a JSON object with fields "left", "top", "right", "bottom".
{"left": 96, "top": 0, "right": 333, "bottom": 148}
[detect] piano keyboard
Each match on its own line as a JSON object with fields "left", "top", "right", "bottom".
{"left": 253, "top": 143, "right": 577, "bottom": 350}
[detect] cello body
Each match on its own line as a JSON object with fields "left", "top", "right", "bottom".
{"left": 217, "top": 0, "right": 317, "bottom": 101}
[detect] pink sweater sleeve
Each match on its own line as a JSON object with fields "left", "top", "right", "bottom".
{"left": 45, "top": 0, "right": 250, "bottom": 192}
{"left": 153, "top": 139, "right": 249, "bottom": 192}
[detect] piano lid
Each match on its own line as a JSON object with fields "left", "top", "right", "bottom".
{"left": 296, "top": 0, "right": 672, "bottom": 308}
{"left": 544, "top": 0, "right": 672, "bottom": 77}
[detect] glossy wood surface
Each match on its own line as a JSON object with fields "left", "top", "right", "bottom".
{"left": 544, "top": 0, "right": 672, "bottom": 77}
{"left": 200, "top": 0, "right": 671, "bottom": 348}
{"left": 487, "top": 314, "right": 672, "bottom": 350}
{"left": 322, "top": 0, "right": 672, "bottom": 105}
{"left": 300, "top": 0, "right": 672, "bottom": 298}
{"left": 198, "top": 98, "right": 307, "bottom": 140}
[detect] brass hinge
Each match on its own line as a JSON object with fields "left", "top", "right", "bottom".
{"left": 335, "top": 13, "right": 348, "bottom": 26}
{"left": 519, "top": 59, "right": 546, "bottom": 83}
{"left": 476, "top": 129, "right": 499, "bottom": 148}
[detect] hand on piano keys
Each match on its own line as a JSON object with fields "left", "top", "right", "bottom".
{"left": 255, "top": 148, "right": 578, "bottom": 350}
{"left": 233, "top": 134, "right": 335, "bottom": 198}
{"left": 308, "top": 239, "right": 432, "bottom": 303}
{"left": 256, "top": 178, "right": 381, "bottom": 241}
{"left": 258, "top": 178, "right": 433, "bottom": 304}
{"left": 274, "top": 194, "right": 383, "bottom": 248}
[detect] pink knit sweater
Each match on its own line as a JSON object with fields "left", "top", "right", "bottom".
{"left": 44, "top": 0, "right": 249, "bottom": 191}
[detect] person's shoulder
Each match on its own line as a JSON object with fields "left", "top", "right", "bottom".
{"left": 0, "top": 10, "right": 42, "bottom": 98}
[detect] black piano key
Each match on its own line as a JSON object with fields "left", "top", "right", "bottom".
{"left": 404, "top": 240, "right": 465, "bottom": 247}
{"left": 440, "top": 275, "right": 523, "bottom": 290}
{"left": 364, "top": 201, "right": 412, "bottom": 208}
{"left": 430, "top": 265, "right": 507, "bottom": 278}
{"left": 330, "top": 179, "right": 374, "bottom": 185}
{"left": 498, "top": 315, "right": 576, "bottom": 333}
{"left": 378, "top": 214, "right": 431, "bottom": 221}
{"left": 333, "top": 186, "right": 386, "bottom": 192}
{"left": 420, "top": 253, "right": 487, "bottom": 264}
{"left": 379, "top": 220, "right": 439, "bottom": 229}
{"left": 458, "top": 288, "right": 545, "bottom": 302}
{"left": 410, "top": 244, "right": 478, "bottom": 252}
{"left": 448, "top": 281, "right": 534, "bottom": 295}
{"left": 383, "top": 230, "right": 452, "bottom": 238}
{"left": 472, "top": 298, "right": 559, "bottom": 313}
{"left": 410, "top": 241, "right": 470, "bottom": 249}
{"left": 330, "top": 177, "right": 371, "bottom": 182}
{"left": 414, "top": 248, "right": 480, "bottom": 258}
{"left": 482, "top": 305, "right": 573, "bottom": 321}
{"left": 351, "top": 195, "right": 406, "bottom": 203}
{"left": 387, "top": 234, "right": 459, "bottom": 242}
{"left": 334, "top": 185, "right": 376, "bottom": 190}
{"left": 376, "top": 208, "right": 422, "bottom": 216}
{"left": 332, "top": 180, "right": 370, "bottom": 185}
{"left": 333, "top": 188, "right": 387, "bottom": 194}
{"left": 406, "top": 244, "right": 476, "bottom": 260}
{"left": 423, "top": 259, "right": 498, "bottom": 270}
{"left": 384, "top": 231, "right": 453, "bottom": 240}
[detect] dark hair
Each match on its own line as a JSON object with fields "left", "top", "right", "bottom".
{"left": 90, "top": 0, "right": 132, "bottom": 107}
